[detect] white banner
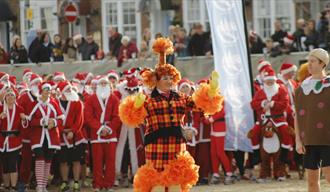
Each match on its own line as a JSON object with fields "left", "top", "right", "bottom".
{"left": 206, "top": 0, "right": 254, "bottom": 152}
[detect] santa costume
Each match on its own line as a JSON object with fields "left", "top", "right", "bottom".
{"left": 57, "top": 81, "right": 86, "bottom": 191}
{"left": 119, "top": 37, "right": 223, "bottom": 192}
{"left": 115, "top": 69, "right": 145, "bottom": 186}
{"left": 0, "top": 88, "right": 24, "bottom": 190}
{"left": 84, "top": 75, "right": 121, "bottom": 191}
{"left": 27, "top": 81, "right": 63, "bottom": 192}
{"left": 17, "top": 73, "right": 43, "bottom": 186}
{"left": 250, "top": 67, "right": 292, "bottom": 165}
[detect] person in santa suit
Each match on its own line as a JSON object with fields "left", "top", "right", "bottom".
{"left": 115, "top": 68, "right": 145, "bottom": 187}
{"left": 208, "top": 104, "right": 233, "bottom": 185}
{"left": 254, "top": 60, "right": 272, "bottom": 93}
{"left": 56, "top": 81, "right": 86, "bottom": 192}
{"left": 0, "top": 88, "right": 25, "bottom": 191}
{"left": 0, "top": 83, "right": 9, "bottom": 105}
{"left": 26, "top": 81, "right": 64, "bottom": 192}
{"left": 22, "top": 68, "right": 33, "bottom": 84}
{"left": 178, "top": 78, "right": 198, "bottom": 159}
{"left": 17, "top": 73, "right": 43, "bottom": 190}
{"left": 0, "top": 72, "right": 10, "bottom": 87}
{"left": 84, "top": 75, "right": 121, "bottom": 192}
{"left": 16, "top": 82, "right": 29, "bottom": 97}
{"left": 277, "top": 63, "right": 298, "bottom": 127}
{"left": 72, "top": 72, "right": 94, "bottom": 100}
{"left": 53, "top": 72, "right": 66, "bottom": 84}
{"left": 250, "top": 67, "right": 292, "bottom": 167}
{"left": 106, "top": 70, "right": 120, "bottom": 88}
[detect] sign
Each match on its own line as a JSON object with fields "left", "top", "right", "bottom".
{"left": 64, "top": 3, "right": 78, "bottom": 23}
{"left": 26, "top": 8, "right": 33, "bottom": 21}
{"left": 206, "top": 1, "right": 254, "bottom": 152}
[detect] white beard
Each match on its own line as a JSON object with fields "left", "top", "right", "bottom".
{"left": 77, "top": 84, "right": 84, "bottom": 94}
{"left": 64, "top": 92, "right": 79, "bottom": 101}
{"left": 30, "top": 85, "right": 40, "bottom": 97}
{"left": 96, "top": 86, "right": 111, "bottom": 99}
{"left": 263, "top": 84, "right": 279, "bottom": 100}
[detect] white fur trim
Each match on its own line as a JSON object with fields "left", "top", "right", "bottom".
{"left": 281, "top": 144, "right": 291, "bottom": 149}
{"left": 41, "top": 83, "right": 52, "bottom": 90}
{"left": 53, "top": 75, "right": 66, "bottom": 81}
{"left": 107, "top": 73, "right": 119, "bottom": 80}
{"left": 280, "top": 65, "right": 297, "bottom": 75}
{"left": 261, "top": 100, "right": 267, "bottom": 108}
{"left": 252, "top": 144, "right": 260, "bottom": 150}
{"left": 178, "top": 82, "right": 191, "bottom": 91}
{"left": 211, "top": 131, "right": 226, "bottom": 137}
{"left": 263, "top": 76, "right": 277, "bottom": 81}
{"left": 258, "top": 61, "right": 271, "bottom": 72}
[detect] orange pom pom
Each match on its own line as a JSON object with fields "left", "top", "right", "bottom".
{"left": 161, "top": 151, "right": 199, "bottom": 191}
{"left": 133, "top": 162, "right": 161, "bottom": 192}
{"left": 297, "top": 62, "right": 310, "bottom": 82}
{"left": 140, "top": 68, "right": 157, "bottom": 89}
{"left": 152, "top": 37, "right": 174, "bottom": 55}
{"left": 192, "top": 83, "right": 224, "bottom": 115}
{"left": 119, "top": 95, "right": 147, "bottom": 128}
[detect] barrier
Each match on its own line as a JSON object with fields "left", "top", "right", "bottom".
{"left": 0, "top": 52, "right": 309, "bottom": 82}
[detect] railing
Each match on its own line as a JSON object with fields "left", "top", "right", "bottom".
{"left": 0, "top": 52, "right": 310, "bottom": 82}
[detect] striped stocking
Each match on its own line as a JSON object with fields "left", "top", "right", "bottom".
{"left": 43, "top": 161, "right": 52, "bottom": 189}
{"left": 35, "top": 160, "right": 45, "bottom": 190}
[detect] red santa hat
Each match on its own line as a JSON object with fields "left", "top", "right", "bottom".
{"left": 97, "top": 75, "right": 110, "bottom": 84}
{"left": 38, "top": 81, "right": 54, "bottom": 93}
{"left": 280, "top": 63, "right": 297, "bottom": 75}
{"left": 23, "top": 68, "right": 33, "bottom": 80}
{"left": 284, "top": 34, "right": 294, "bottom": 44}
{"left": 29, "top": 73, "right": 43, "bottom": 86}
{"left": 106, "top": 70, "right": 119, "bottom": 81}
{"left": 91, "top": 76, "right": 100, "bottom": 85}
{"left": 53, "top": 72, "right": 66, "bottom": 81}
{"left": 123, "top": 68, "right": 138, "bottom": 78}
{"left": 178, "top": 78, "right": 192, "bottom": 90}
{"left": 3, "top": 88, "right": 16, "bottom": 98}
{"left": 0, "top": 83, "right": 8, "bottom": 93}
{"left": 263, "top": 68, "right": 277, "bottom": 81}
{"left": 57, "top": 81, "right": 72, "bottom": 93}
{"left": 257, "top": 59, "right": 272, "bottom": 73}
{"left": 197, "top": 78, "right": 208, "bottom": 85}
{"left": 73, "top": 72, "right": 93, "bottom": 85}
{"left": 0, "top": 72, "right": 9, "bottom": 82}
{"left": 17, "top": 82, "right": 28, "bottom": 95}
{"left": 9, "top": 76, "right": 16, "bottom": 86}
{"left": 125, "top": 76, "right": 140, "bottom": 91}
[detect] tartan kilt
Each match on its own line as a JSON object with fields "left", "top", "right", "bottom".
{"left": 145, "top": 136, "right": 186, "bottom": 171}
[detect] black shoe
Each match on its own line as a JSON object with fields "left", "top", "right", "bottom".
{"left": 197, "top": 178, "right": 209, "bottom": 185}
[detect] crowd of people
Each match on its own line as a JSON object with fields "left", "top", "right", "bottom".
{"left": 249, "top": 11, "right": 330, "bottom": 57}
{"left": 0, "top": 23, "right": 213, "bottom": 67}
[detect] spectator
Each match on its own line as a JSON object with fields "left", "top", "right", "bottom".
{"left": 264, "top": 38, "right": 281, "bottom": 57}
{"left": 168, "top": 25, "right": 179, "bottom": 41}
{"left": 293, "top": 18, "right": 306, "bottom": 51}
{"left": 28, "top": 29, "right": 42, "bottom": 63}
{"left": 188, "top": 23, "right": 208, "bottom": 56}
{"left": 9, "top": 36, "right": 28, "bottom": 64}
{"left": 63, "top": 37, "right": 77, "bottom": 61}
{"left": 174, "top": 28, "right": 190, "bottom": 57}
{"left": 249, "top": 31, "right": 265, "bottom": 54}
{"left": 0, "top": 42, "right": 8, "bottom": 64}
{"left": 271, "top": 20, "right": 288, "bottom": 46}
{"left": 108, "top": 26, "right": 122, "bottom": 58}
{"left": 280, "top": 34, "right": 297, "bottom": 54}
{"left": 35, "top": 32, "right": 54, "bottom": 63}
{"left": 317, "top": 11, "right": 329, "bottom": 49}
{"left": 74, "top": 33, "right": 99, "bottom": 61}
{"left": 117, "top": 36, "right": 138, "bottom": 67}
{"left": 143, "top": 28, "right": 151, "bottom": 48}
{"left": 52, "top": 34, "right": 64, "bottom": 62}
{"left": 304, "top": 19, "right": 320, "bottom": 51}
{"left": 138, "top": 40, "right": 151, "bottom": 59}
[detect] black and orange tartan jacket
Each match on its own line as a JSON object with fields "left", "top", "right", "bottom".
{"left": 143, "top": 88, "right": 194, "bottom": 145}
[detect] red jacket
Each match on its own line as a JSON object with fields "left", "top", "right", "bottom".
{"left": 251, "top": 84, "right": 289, "bottom": 127}
{"left": 210, "top": 107, "right": 226, "bottom": 137}
{"left": 28, "top": 98, "right": 63, "bottom": 150}
{"left": 84, "top": 94, "right": 121, "bottom": 143}
{"left": 17, "top": 91, "right": 38, "bottom": 143}
{"left": 192, "top": 111, "right": 211, "bottom": 143}
{"left": 0, "top": 103, "right": 23, "bottom": 152}
{"left": 59, "top": 100, "right": 86, "bottom": 148}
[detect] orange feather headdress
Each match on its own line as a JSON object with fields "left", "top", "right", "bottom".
{"left": 140, "top": 37, "right": 181, "bottom": 89}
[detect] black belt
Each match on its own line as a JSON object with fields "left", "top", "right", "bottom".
{"left": 263, "top": 114, "right": 284, "bottom": 119}
{"left": 144, "top": 126, "right": 184, "bottom": 146}
{"left": 214, "top": 118, "right": 225, "bottom": 122}
{"left": 0, "top": 130, "right": 19, "bottom": 137}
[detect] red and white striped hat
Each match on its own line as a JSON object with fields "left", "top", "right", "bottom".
{"left": 280, "top": 63, "right": 297, "bottom": 75}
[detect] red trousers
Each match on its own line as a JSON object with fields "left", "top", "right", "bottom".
{"left": 196, "top": 142, "right": 211, "bottom": 178}
{"left": 187, "top": 145, "right": 196, "bottom": 160}
{"left": 210, "top": 136, "right": 231, "bottom": 174}
{"left": 92, "top": 142, "right": 116, "bottom": 189}
{"left": 20, "top": 142, "right": 33, "bottom": 184}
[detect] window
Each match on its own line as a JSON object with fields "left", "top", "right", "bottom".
{"left": 183, "top": 0, "right": 209, "bottom": 33}
{"left": 253, "top": 0, "right": 295, "bottom": 39}
{"left": 102, "top": 0, "right": 141, "bottom": 52}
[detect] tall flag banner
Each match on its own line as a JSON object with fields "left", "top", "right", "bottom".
{"left": 206, "top": 0, "right": 254, "bottom": 152}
